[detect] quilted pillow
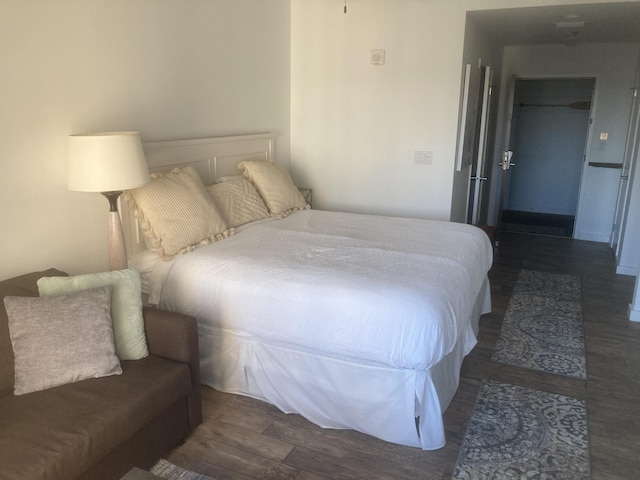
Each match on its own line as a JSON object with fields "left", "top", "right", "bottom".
{"left": 206, "top": 176, "right": 270, "bottom": 228}
{"left": 4, "top": 286, "right": 122, "bottom": 395}
{"left": 38, "top": 269, "right": 147, "bottom": 360}
{"left": 238, "top": 161, "right": 308, "bottom": 216}
{"left": 127, "top": 166, "right": 232, "bottom": 258}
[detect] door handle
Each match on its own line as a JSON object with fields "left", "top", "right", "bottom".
{"left": 471, "top": 176, "right": 488, "bottom": 181}
{"left": 621, "top": 175, "right": 629, "bottom": 180}
{"left": 500, "top": 151, "right": 515, "bottom": 170}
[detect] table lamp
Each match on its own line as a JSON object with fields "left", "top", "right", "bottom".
{"left": 68, "top": 132, "right": 150, "bottom": 271}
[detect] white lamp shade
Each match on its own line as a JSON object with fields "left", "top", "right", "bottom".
{"left": 68, "top": 132, "right": 150, "bottom": 192}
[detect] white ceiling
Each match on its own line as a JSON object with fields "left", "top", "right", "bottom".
{"left": 467, "top": 2, "right": 640, "bottom": 46}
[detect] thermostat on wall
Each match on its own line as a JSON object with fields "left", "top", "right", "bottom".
{"left": 371, "top": 49, "right": 385, "bottom": 66}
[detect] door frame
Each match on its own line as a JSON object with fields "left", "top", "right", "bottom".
{"left": 611, "top": 53, "right": 640, "bottom": 260}
{"left": 489, "top": 73, "right": 598, "bottom": 241}
{"left": 468, "top": 65, "right": 493, "bottom": 225}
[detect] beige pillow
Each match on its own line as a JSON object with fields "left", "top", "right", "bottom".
{"left": 38, "top": 269, "right": 147, "bottom": 360}
{"left": 127, "top": 166, "right": 232, "bottom": 258}
{"left": 238, "top": 161, "right": 308, "bottom": 216}
{"left": 4, "top": 286, "right": 122, "bottom": 395}
{"left": 206, "top": 177, "right": 270, "bottom": 228}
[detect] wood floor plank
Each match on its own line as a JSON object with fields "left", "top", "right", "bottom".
{"left": 169, "top": 434, "right": 300, "bottom": 480}
{"left": 159, "top": 232, "right": 640, "bottom": 479}
{"left": 201, "top": 395, "right": 276, "bottom": 435}
{"left": 165, "top": 450, "right": 254, "bottom": 480}
{"left": 293, "top": 471, "right": 332, "bottom": 480}
{"left": 192, "top": 420, "right": 294, "bottom": 462}
{"left": 265, "top": 419, "right": 449, "bottom": 480}
{"left": 283, "top": 446, "right": 428, "bottom": 480}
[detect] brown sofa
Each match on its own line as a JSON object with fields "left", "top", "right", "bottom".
{"left": 0, "top": 269, "right": 202, "bottom": 480}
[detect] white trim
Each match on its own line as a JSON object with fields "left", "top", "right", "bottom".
{"left": 616, "top": 264, "right": 639, "bottom": 276}
{"left": 574, "top": 231, "right": 610, "bottom": 243}
{"left": 455, "top": 64, "right": 472, "bottom": 172}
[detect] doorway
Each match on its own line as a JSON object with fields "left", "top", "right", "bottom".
{"left": 500, "top": 78, "right": 594, "bottom": 238}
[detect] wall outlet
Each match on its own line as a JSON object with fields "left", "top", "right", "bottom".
{"left": 414, "top": 151, "right": 433, "bottom": 165}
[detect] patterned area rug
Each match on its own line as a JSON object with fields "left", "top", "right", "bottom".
{"left": 491, "top": 269, "right": 586, "bottom": 379}
{"left": 151, "top": 459, "right": 215, "bottom": 480}
{"left": 453, "top": 380, "right": 590, "bottom": 479}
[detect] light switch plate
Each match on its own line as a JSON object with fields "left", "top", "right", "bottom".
{"left": 414, "top": 151, "right": 433, "bottom": 165}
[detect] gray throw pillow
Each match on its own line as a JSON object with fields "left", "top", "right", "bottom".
{"left": 4, "top": 286, "right": 122, "bottom": 395}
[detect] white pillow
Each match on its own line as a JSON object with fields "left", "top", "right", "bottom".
{"left": 207, "top": 177, "right": 270, "bottom": 228}
{"left": 127, "top": 166, "right": 232, "bottom": 258}
{"left": 38, "top": 269, "right": 148, "bottom": 360}
{"left": 4, "top": 287, "right": 122, "bottom": 395}
{"left": 238, "top": 161, "right": 308, "bottom": 216}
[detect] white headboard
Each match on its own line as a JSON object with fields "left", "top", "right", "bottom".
{"left": 121, "top": 132, "right": 276, "bottom": 258}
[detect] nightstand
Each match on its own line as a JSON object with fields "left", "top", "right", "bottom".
{"left": 297, "top": 186, "right": 312, "bottom": 208}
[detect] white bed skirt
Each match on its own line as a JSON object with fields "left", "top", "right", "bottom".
{"left": 198, "top": 278, "right": 491, "bottom": 450}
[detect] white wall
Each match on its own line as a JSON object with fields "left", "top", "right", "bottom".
{"left": 290, "top": 0, "right": 625, "bottom": 222}
{"left": 617, "top": 121, "right": 640, "bottom": 275}
{"left": 488, "top": 43, "right": 640, "bottom": 242}
{"left": 0, "top": 0, "right": 291, "bottom": 279}
{"left": 631, "top": 275, "right": 640, "bottom": 322}
{"left": 291, "top": 0, "right": 468, "bottom": 220}
{"left": 615, "top": 53, "right": 640, "bottom": 276}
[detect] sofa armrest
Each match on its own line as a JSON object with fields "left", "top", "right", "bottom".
{"left": 142, "top": 306, "right": 202, "bottom": 428}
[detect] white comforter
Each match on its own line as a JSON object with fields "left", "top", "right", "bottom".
{"left": 156, "top": 210, "right": 492, "bottom": 371}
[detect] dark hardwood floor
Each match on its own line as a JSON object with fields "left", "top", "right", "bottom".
{"left": 164, "top": 232, "right": 640, "bottom": 480}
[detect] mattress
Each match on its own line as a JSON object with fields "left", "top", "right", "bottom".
{"left": 152, "top": 209, "right": 493, "bottom": 371}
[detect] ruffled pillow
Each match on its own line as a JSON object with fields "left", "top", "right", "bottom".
{"left": 127, "top": 166, "right": 232, "bottom": 259}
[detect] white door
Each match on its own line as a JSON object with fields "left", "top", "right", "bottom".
{"left": 494, "top": 74, "right": 518, "bottom": 245}
{"left": 611, "top": 56, "right": 640, "bottom": 257}
{"left": 469, "top": 66, "right": 493, "bottom": 225}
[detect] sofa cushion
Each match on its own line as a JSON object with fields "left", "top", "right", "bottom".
{"left": 0, "top": 355, "right": 191, "bottom": 480}
{"left": 0, "top": 269, "right": 67, "bottom": 397}
{"left": 5, "top": 286, "right": 122, "bottom": 395}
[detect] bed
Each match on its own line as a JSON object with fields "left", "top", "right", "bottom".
{"left": 121, "top": 133, "right": 493, "bottom": 450}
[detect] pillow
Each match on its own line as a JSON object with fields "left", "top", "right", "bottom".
{"left": 206, "top": 177, "right": 270, "bottom": 228}
{"left": 38, "top": 269, "right": 148, "bottom": 360}
{"left": 238, "top": 161, "right": 308, "bottom": 216}
{"left": 0, "top": 268, "right": 67, "bottom": 396}
{"left": 4, "top": 286, "right": 122, "bottom": 395}
{"left": 128, "top": 250, "right": 162, "bottom": 295}
{"left": 126, "top": 166, "right": 232, "bottom": 258}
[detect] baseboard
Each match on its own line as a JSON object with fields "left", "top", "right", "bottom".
{"left": 629, "top": 305, "right": 640, "bottom": 322}
{"left": 574, "top": 231, "right": 611, "bottom": 243}
{"left": 507, "top": 206, "right": 575, "bottom": 216}
{"left": 616, "top": 264, "right": 639, "bottom": 276}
